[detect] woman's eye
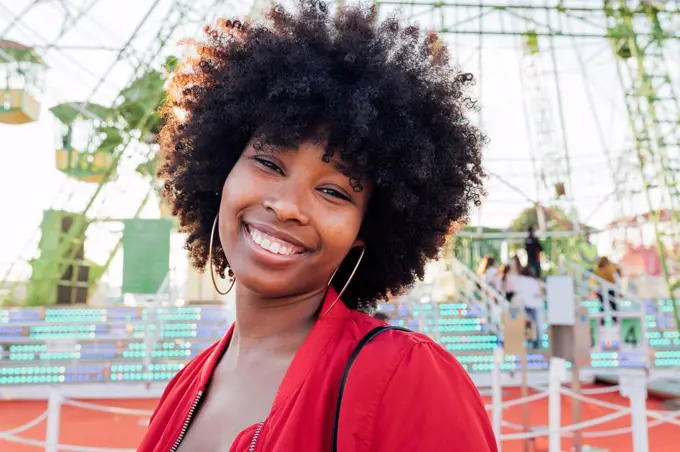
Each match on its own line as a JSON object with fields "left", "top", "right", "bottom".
{"left": 254, "top": 157, "right": 283, "bottom": 174}
{"left": 319, "top": 187, "right": 350, "bottom": 201}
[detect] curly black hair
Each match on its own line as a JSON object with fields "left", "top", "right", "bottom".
{"left": 159, "top": 0, "right": 486, "bottom": 312}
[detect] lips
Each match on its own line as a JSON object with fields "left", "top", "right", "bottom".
{"left": 244, "top": 223, "right": 309, "bottom": 257}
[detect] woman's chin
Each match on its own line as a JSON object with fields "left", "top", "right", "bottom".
{"left": 233, "top": 272, "right": 314, "bottom": 300}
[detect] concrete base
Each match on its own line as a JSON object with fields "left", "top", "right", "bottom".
{"left": 594, "top": 372, "right": 680, "bottom": 401}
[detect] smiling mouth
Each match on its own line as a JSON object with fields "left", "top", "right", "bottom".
{"left": 244, "top": 224, "right": 308, "bottom": 257}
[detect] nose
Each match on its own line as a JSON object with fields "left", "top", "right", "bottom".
{"left": 262, "top": 184, "right": 310, "bottom": 225}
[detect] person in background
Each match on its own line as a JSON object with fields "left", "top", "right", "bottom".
{"left": 509, "top": 255, "right": 521, "bottom": 275}
{"left": 578, "top": 231, "right": 598, "bottom": 270}
{"left": 594, "top": 256, "right": 619, "bottom": 325}
{"left": 496, "top": 264, "right": 516, "bottom": 302}
{"left": 524, "top": 226, "right": 543, "bottom": 279}
{"left": 514, "top": 266, "right": 543, "bottom": 349}
{"left": 477, "top": 255, "right": 499, "bottom": 290}
{"left": 476, "top": 256, "right": 489, "bottom": 278}
{"left": 488, "top": 292, "right": 504, "bottom": 341}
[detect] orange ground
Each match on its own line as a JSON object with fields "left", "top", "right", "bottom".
{"left": 0, "top": 386, "right": 678, "bottom": 451}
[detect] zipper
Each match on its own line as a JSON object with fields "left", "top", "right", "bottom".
{"left": 248, "top": 421, "right": 265, "bottom": 452}
{"left": 169, "top": 390, "right": 204, "bottom": 452}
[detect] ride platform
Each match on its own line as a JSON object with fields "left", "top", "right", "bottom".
{"left": 595, "top": 373, "right": 680, "bottom": 408}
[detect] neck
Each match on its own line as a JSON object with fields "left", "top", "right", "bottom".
{"left": 230, "top": 284, "right": 326, "bottom": 352}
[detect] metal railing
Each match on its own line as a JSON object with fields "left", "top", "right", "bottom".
{"left": 450, "top": 258, "right": 509, "bottom": 337}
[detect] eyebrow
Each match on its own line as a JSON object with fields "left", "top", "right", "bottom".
{"left": 330, "top": 159, "right": 355, "bottom": 179}
{"left": 330, "top": 159, "right": 364, "bottom": 192}
{"left": 253, "top": 140, "right": 362, "bottom": 182}
{"left": 252, "top": 140, "right": 281, "bottom": 154}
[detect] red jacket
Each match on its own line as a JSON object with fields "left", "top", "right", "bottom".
{"left": 138, "top": 288, "right": 497, "bottom": 451}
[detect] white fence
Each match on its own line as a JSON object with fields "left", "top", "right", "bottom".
{"left": 0, "top": 391, "right": 152, "bottom": 451}
{"left": 2, "top": 351, "right": 679, "bottom": 451}
{"left": 482, "top": 349, "right": 680, "bottom": 452}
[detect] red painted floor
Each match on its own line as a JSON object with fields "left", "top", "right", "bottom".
{"left": 0, "top": 385, "right": 678, "bottom": 451}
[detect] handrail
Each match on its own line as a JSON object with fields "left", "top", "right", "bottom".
{"left": 612, "top": 259, "right": 647, "bottom": 278}
{"left": 559, "top": 256, "right": 623, "bottom": 295}
{"left": 451, "top": 257, "right": 508, "bottom": 307}
{"left": 559, "top": 256, "right": 648, "bottom": 309}
{"left": 450, "top": 258, "right": 509, "bottom": 337}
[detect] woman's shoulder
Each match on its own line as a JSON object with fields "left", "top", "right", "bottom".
{"left": 347, "top": 309, "right": 437, "bottom": 344}
{"left": 340, "top": 311, "right": 496, "bottom": 450}
{"left": 344, "top": 310, "right": 469, "bottom": 384}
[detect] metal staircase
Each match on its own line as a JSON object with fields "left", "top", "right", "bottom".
{"left": 558, "top": 257, "right": 650, "bottom": 364}
{"left": 611, "top": 258, "right": 679, "bottom": 350}
{"left": 450, "top": 257, "right": 509, "bottom": 338}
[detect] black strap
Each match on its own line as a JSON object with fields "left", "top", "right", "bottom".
{"left": 331, "top": 326, "right": 410, "bottom": 452}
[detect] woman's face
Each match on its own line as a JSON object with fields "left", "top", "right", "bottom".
{"left": 218, "top": 138, "right": 372, "bottom": 299}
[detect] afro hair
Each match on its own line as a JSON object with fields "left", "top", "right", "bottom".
{"left": 159, "top": 0, "right": 486, "bottom": 312}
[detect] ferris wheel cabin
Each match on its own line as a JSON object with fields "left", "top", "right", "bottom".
{"left": 50, "top": 102, "right": 119, "bottom": 184}
{"left": 0, "top": 39, "right": 45, "bottom": 125}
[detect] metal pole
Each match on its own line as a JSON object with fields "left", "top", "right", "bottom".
{"left": 627, "top": 369, "right": 650, "bottom": 452}
{"left": 521, "top": 353, "right": 529, "bottom": 452}
{"left": 571, "top": 363, "right": 582, "bottom": 452}
{"left": 548, "top": 357, "right": 566, "bottom": 452}
{"left": 45, "top": 389, "right": 62, "bottom": 452}
{"left": 491, "top": 348, "right": 503, "bottom": 452}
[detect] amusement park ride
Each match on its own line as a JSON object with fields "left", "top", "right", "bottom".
{"left": 0, "top": 3, "right": 679, "bottom": 451}
{"left": 0, "top": 0, "right": 249, "bottom": 306}
{"left": 0, "top": 0, "right": 678, "bottom": 393}
{"left": 393, "top": 0, "right": 680, "bottom": 327}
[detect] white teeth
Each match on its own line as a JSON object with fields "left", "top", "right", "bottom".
{"left": 248, "top": 227, "right": 301, "bottom": 256}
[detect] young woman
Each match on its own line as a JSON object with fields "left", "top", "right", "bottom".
{"left": 477, "top": 255, "right": 499, "bottom": 290}
{"left": 514, "top": 266, "right": 543, "bottom": 349}
{"left": 138, "top": 2, "right": 495, "bottom": 451}
{"left": 509, "top": 255, "right": 521, "bottom": 275}
{"left": 496, "top": 263, "right": 516, "bottom": 301}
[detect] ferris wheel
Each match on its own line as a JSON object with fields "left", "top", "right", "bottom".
{"left": 373, "top": 1, "right": 679, "bottom": 281}
{"left": 0, "top": 0, "right": 276, "bottom": 306}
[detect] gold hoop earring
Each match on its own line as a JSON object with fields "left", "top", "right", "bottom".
{"left": 208, "top": 214, "right": 235, "bottom": 295}
{"left": 322, "top": 246, "right": 365, "bottom": 317}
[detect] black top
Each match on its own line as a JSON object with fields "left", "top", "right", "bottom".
{"left": 524, "top": 236, "right": 543, "bottom": 264}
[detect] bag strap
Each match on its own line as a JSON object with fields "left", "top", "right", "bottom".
{"left": 331, "top": 325, "right": 410, "bottom": 452}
